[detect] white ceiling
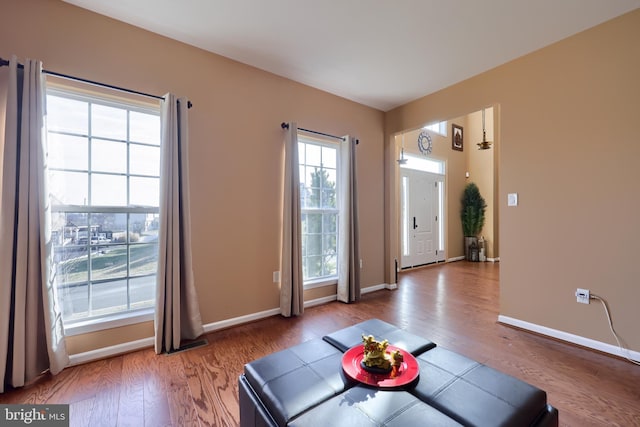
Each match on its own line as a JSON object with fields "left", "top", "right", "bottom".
{"left": 63, "top": 0, "right": 639, "bottom": 111}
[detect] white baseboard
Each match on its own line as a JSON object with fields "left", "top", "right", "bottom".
{"left": 498, "top": 315, "right": 640, "bottom": 362}
{"left": 305, "top": 295, "right": 337, "bottom": 308}
{"left": 446, "top": 256, "right": 499, "bottom": 263}
{"left": 69, "top": 285, "right": 391, "bottom": 365}
{"left": 203, "top": 307, "right": 282, "bottom": 334}
{"left": 362, "top": 283, "right": 395, "bottom": 292}
{"left": 69, "top": 336, "right": 154, "bottom": 366}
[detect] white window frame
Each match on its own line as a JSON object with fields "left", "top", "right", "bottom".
{"left": 298, "top": 133, "right": 341, "bottom": 288}
{"left": 399, "top": 153, "right": 446, "bottom": 174}
{"left": 46, "top": 87, "right": 161, "bottom": 334}
{"left": 424, "top": 121, "right": 447, "bottom": 136}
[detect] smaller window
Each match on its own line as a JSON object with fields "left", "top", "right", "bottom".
{"left": 424, "top": 121, "right": 447, "bottom": 136}
{"left": 399, "top": 153, "right": 445, "bottom": 174}
{"left": 298, "top": 134, "right": 340, "bottom": 286}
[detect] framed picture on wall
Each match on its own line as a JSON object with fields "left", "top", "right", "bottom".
{"left": 452, "top": 124, "right": 463, "bottom": 151}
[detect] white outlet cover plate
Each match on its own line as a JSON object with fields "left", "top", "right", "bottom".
{"left": 507, "top": 193, "right": 518, "bottom": 206}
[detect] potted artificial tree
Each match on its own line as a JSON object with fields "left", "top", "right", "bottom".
{"left": 461, "top": 182, "right": 486, "bottom": 261}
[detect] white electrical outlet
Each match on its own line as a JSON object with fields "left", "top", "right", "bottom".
{"left": 273, "top": 271, "right": 280, "bottom": 283}
{"left": 576, "top": 288, "right": 590, "bottom": 304}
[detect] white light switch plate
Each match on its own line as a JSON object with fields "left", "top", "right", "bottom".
{"left": 507, "top": 193, "right": 518, "bottom": 206}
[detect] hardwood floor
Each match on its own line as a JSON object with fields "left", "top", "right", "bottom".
{"left": 1, "top": 262, "right": 638, "bottom": 426}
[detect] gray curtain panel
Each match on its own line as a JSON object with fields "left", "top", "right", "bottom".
{"left": 337, "top": 136, "right": 361, "bottom": 303}
{"left": 154, "top": 94, "right": 204, "bottom": 354}
{"left": 280, "top": 122, "right": 304, "bottom": 317}
{"left": 0, "top": 56, "right": 68, "bottom": 393}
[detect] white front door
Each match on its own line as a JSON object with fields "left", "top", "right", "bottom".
{"left": 401, "top": 168, "right": 443, "bottom": 268}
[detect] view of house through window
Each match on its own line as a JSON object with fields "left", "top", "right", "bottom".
{"left": 298, "top": 134, "right": 340, "bottom": 285}
{"left": 46, "top": 89, "right": 161, "bottom": 325}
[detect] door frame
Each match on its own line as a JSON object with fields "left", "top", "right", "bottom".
{"left": 387, "top": 105, "right": 500, "bottom": 285}
{"left": 400, "top": 167, "right": 445, "bottom": 269}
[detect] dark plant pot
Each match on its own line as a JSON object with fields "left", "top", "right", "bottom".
{"left": 464, "top": 236, "right": 478, "bottom": 261}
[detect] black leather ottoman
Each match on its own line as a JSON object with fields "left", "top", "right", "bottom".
{"left": 239, "top": 338, "right": 349, "bottom": 427}
{"left": 288, "top": 385, "right": 463, "bottom": 427}
{"left": 323, "top": 318, "right": 436, "bottom": 355}
{"left": 239, "top": 319, "right": 558, "bottom": 427}
{"left": 412, "top": 346, "right": 557, "bottom": 426}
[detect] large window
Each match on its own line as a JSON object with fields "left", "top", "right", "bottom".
{"left": 298, "top": 135, "right": 340, "bottom": 285}
{"left": 46, "top": 89, "right": 161, "bottom": 329}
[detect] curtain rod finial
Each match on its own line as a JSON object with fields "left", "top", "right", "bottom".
{"left": 281, "top": 122, "right": 289, "bottom": 129}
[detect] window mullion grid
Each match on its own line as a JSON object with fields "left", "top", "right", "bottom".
{"left": 298, "top": 137, "right": 340, "bottom": 284}
{"left": 48, "top": 90, "right": 161, "bottom": 326}
{"left": 87, "top": 101, "right": 93, "bottom": 317}
{"left": 322, "top": 207, "right": 338, "bottom": 278}
{"left": 318, "top": 154, "right": 326, "bottom": 278}
{"left": 126, "top": 109, "right": 131, "bottom": 312}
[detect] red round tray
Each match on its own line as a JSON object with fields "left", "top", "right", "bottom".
{"left": 341, "top": 345, "right": 419, "bottom": 388}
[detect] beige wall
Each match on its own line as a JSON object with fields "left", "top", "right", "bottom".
{"left": 387, "top": 9, "right": 640, "bottom": 351}
{"left": 466, "top": 107, "right": 497, "bottom": 259}
{"left": 0, "top": 0, "right": 385, "bottom": 354}
{"left": 3, "top": 1, "right": 639, "bottom": 356}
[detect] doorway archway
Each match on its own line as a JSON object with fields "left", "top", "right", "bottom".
{"left": 390, "top": 105, "right": 499, "bottom": 280}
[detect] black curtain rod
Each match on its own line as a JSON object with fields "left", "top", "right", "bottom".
{"left": 0, "top": 57, "right": 192, "bottom": 109}
{"left": 281, "top": 122, "right": 359, "bottom": 144}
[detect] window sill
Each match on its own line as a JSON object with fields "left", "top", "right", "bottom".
{"left": 63, "top": 309, "right": 154, "bottom": 336}
{"left": 304, "top": 277, "right": 338, "bottom": 290}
